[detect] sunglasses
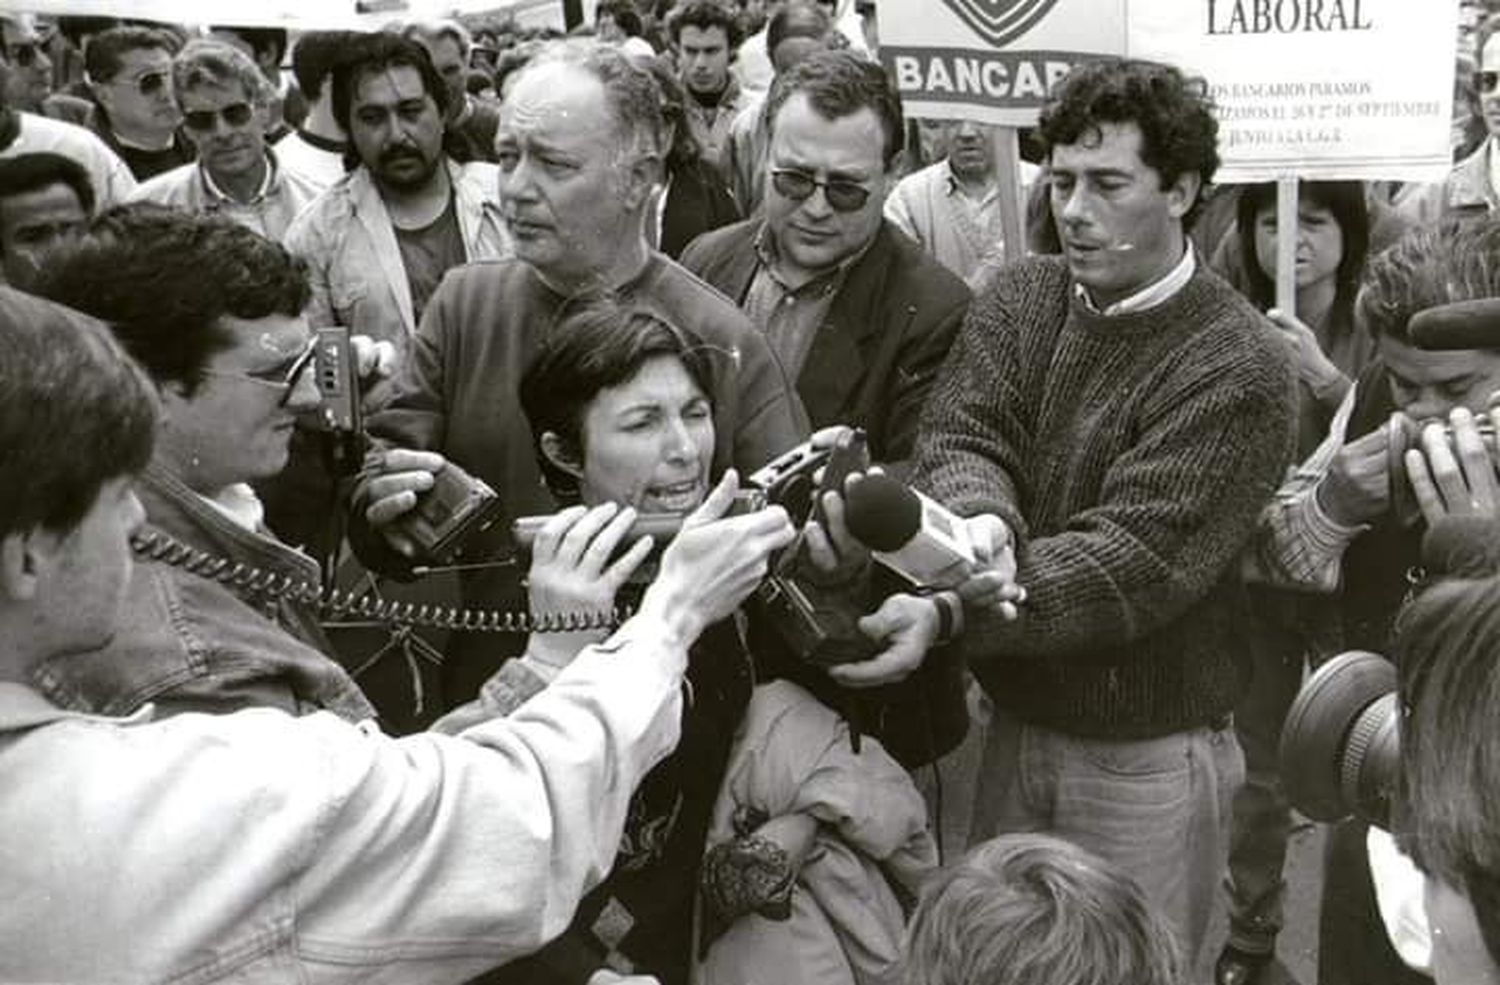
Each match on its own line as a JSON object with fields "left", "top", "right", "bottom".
{"left": 182, "top": 102, "right": 255, "bottom": 132}
{"left": 202, "top": 338, "right": 317, "bottom": 407}
{"left": 107, "top": 69, "right": 170, "bottom": 96}
{"left": 770, "top": 168, "right": 872, "bottom": 212}
{"left": 1478, "top": 70, "right": 1499, "bottom": 95}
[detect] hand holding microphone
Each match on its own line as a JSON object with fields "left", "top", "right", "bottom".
{"left": 842, "top": 475, "right": 1025, "bottom": 620}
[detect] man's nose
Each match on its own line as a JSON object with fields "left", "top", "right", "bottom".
{"left": 284, "top": 362, "right": 323, "bottom": 412}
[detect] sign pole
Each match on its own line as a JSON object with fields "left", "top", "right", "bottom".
{"left": 1274, "top": 175, "right": 1298, "bottom": 319}
{"left": 993, "top": 127, "right": 1027, "bottom": 265}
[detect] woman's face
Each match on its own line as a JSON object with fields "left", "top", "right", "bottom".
{"left": 1254, "top": 197, "right": 1345, "bottom": 291}
{"left": 574, "top": 355, "right": 715, "bottom": 512}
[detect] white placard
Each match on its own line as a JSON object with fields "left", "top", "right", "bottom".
{"left": 880, "top": 0, "right": 1459, "bottom": 182}
{"left": 878, "top": 0, "right": 1126, "bottom": 127}
{"left": 1129, "top": 0, "right": 1460, "bottom": 182}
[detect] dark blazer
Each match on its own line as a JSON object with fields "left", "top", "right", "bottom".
{"left": 681, "top": 218, "right": 970, "bottom": 466}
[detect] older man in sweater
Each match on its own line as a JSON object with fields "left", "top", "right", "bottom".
{"left": 912, "top": 58, "right": 1295, "bottom": 966}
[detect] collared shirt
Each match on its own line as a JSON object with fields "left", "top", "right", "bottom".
{"left": 743, "top": 225, "right": 862, "bottom": 379}
{"left": 1075, "top": 244, "right": 1197, "bottom": 315}
{"left": 130, "top": 149, "right": 323, "bottom": 243}
{"left": 1249, "top": 384, "right": 1368, "bottom": 592}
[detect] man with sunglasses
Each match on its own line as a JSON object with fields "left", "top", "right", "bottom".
{"left": 82, "top": 26, "right": 194, "bottom": 181}
{"left": 29, "top": 205, "right": 393, "bottom": 723}
{"left": 0, "top": 28, "right": 135, "bottom": 210}
{"left": 131, "top": 40, "right": 321, "bottom": 243}
{"left": 682, "top": 49, "right": 967, "bottom": 466}
{"left": 1396, "top": 15, "right": 1500, "bottom": 225}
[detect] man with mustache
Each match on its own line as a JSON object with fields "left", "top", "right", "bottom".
{"left": 285, "top": 32, "right": 509, "bottom": 359}
{"left": 130, "top": 39, "right": 321, "bottom": 243}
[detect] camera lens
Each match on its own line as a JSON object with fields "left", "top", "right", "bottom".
{"left": 1279, "top": 650, "right": 1402, "bottom": 830}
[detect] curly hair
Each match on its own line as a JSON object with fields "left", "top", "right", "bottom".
{"left": 667, "top": 0, "right": 743, "bottom": 51}
{"left": 519, "top": 301, "right": 715, "bottom": 503}
{"left": 766, "top": 48, "right": 904, "bottom": 169}
{"left": 1037, "top": 58, "right": 1219, "bottom": 225}
{"left": 173, "top": 38, "right": 274, "bottom": 107}
{"left": 35, "top": 204, "right": 310, "bottom": 396}
{"left": 0, "top": 286, "right": 156, "bottom": 538}
{"left": 1357, "top": 218, "right": 1500, "bottom": 346}
{"left": 330, "top": 32, "right": 451, "bottom": 135}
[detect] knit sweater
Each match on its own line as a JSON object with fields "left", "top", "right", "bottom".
{"left": 914, "top": 256, "right": 1295, "bottom": 738}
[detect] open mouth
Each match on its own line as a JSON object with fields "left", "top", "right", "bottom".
{"left": 644, "top": 479, "right": 702, "bottom": 512}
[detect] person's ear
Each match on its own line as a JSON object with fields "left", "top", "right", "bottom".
{"left": 619, "top": 150, "right": 664, "bottom": 209}
{"left": 0, "top": 527, "right": 56, "bottom": 603}
{"left": 1166, "top": 170, "right": 1202, "bottom": 221}
{"left": 540, "top": 431, "right": 585, "bottom": 480}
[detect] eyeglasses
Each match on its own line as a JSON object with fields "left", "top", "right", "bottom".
{"left": 202, "top": 338, "right": 316, "bottom": 406}
{"left": 182, "top": 102, "right": 255, "bottom": 132}
{"left": 111, "top": 69, "right": 170, "bottom": 97}
{"left": 1478, "top": 70, "right": 1499, "bottom": 95}
{"left": 770, "top": 168, "right": 872, "bottom": 212}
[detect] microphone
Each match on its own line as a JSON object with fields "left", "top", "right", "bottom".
{"left": 1409, "top": 299, "right": 1500, "bottom": 351}
{"left": 843, "top": 475, "right": 977, "bottom": 588}
{"left": 511, "top": 511, "right": 687, "bottom": 548}
{"left": 510, "top": 491, "right": 767, "bottom": 548}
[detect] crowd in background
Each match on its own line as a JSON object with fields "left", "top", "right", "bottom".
{"left": 6, "top": 2, "right": 1500, "bottom": 985}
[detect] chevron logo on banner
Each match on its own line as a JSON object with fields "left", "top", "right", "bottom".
{"left": 939, "top": 0, "right": 1063, "bottom": 48}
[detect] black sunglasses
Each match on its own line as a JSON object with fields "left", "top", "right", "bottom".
{"left": 183, "top": 102, "right": 255, "bottom": 132}
{"left": 1478, "top": 70, "right": 1499, "bottom": 95}
{"left": 770, "top": 168, "right": 872, "bottom": 212}
{"left": 109, "top": 69, "right": 170, "bottom": 96}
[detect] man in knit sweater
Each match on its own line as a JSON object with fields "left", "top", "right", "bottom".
{"left": 911, "top": 58, "right": 1296, "bottom": 966}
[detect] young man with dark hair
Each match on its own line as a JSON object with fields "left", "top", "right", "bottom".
{"left": 912, "top": 57, "right": 1296, "bottom": 966}
{"left": 0, "top": 279, "right": 795, "bottom": 983}
{"left": 668, "top": 0, "right": 745, "bottom": 171}
{"left": 285, "top": 32, "right": 508, "bottom": 355}
{"left": 131, "top": 40, "right": 322, "bottom": 242}
{"left": 275, "top": 30, "right": 362, "bottom": 191}
{"left": 682, "top": 48, "right": 967, "bottom": 466}
{"left": 0, "top": 152, "right": 92, "bottom": 293}
{"left": 83, "top": 25, "right": 193, "bottom": 180}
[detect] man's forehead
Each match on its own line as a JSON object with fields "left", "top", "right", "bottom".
{"left": 1382, "top": 335, "right": 1500, "bottom": 378}
{"left": 118, "top": 46, "right": 173, "bottom": 73}
{"left": 500, "top": 65, "right": 614, "bottom": 137}
{"left": 680, "top": 25, "right": 729, "bottom": 47}
{"left": 1047, "top": 121, "right": 1148, "bottom": 170}
{"left": 179, "top": 78, "right": 252, "bottom": 108}
{"left": 0, "top": 183, "right": 87, "bottom": 227}
{"left": 353, "top": 65, "right": 431, "bottom": 107}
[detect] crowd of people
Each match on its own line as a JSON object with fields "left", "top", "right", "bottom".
{"left": 6, "top": 1, "right": 1500, "bottom": 984}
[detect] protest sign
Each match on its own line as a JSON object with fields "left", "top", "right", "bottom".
{"left": 881, "top": 0, "right": 1458, "bottom": 181}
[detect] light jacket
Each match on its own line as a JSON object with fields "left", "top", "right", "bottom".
{"left": 32, "top": 462, "right": 374, "bottom": 722}
{"left": 129, "top": 150, "right": 323, "bottom": 242}
{"left": 285, "top": 158, "right": 511, "bottom": 357}
{"left": 1393, "top": 141, "right": 1497, "bottom": 226}
{"left": 0, "top": 612, "right": 688, "bottom": 984}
